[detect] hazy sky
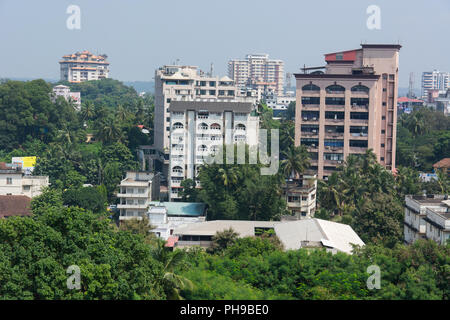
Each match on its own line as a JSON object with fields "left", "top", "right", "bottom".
{"left": 1, "top": 0, "right": 449, "bottom": 87}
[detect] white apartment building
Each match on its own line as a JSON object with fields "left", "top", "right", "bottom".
{"left": 228, "top": 54, "right": 285, "bottom": 96}
{"left": 168, "top": 100, "right": 259, "bottom": 201}
{"left": 60, "top": 51, "right": 109, "bottom": 83}
{"left": 283, "top": 175, "right": 317, "bottom": 219}
{"left": 0, "top": 163, "right": 49, "bottom": 198}
{"left": 421, "top": 70, "right": 450, "bottom": 100}
{"left": 404, "top": 195, "right": 450, "bottom": 245}
{"left": 52, "top": 85, "right": 81, "bottom": 110}
{"left": 117, "top": 171, "right": 160, "bottom": 221}
{"left": 154, "top": 65, "right": 256, "bottom": 176}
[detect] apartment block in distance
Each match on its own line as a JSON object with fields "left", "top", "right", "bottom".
{"left": 404, "top": 195, "right": 450, "bottom": 245}
{"left": 294, "top": 44, "right": 401, "bottom": 179}
{"left": 228, "top": 54, "right": 284, "bottom": 97}
{"left": 60, "top": 50, "right": 109, "bottom": 83}
{"left": 168, "top": 100, "right": 259, "bottom": 201}
{"left": 421, "top": 70, "right": 450, "bottom": 101}
{"left": 117, "top": 171, "right": 160, "bottom": 221}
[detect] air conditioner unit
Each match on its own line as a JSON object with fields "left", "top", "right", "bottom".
{"left": 311, "top": 144, "right": 316, "bottom": 147}
{"left": 303, "top": 117, "right": 308, "bottom": 121}
{"left": 312, "top": 117, "right": 317, "bottom": 121}
{"left": 337, "top": 160, "right": 342, "bottom": 164}
{"left": 312, "top": 129, "right": 317, "bottom": 133}
{"left": 327, "top": 129, "right": 332, "bottom": 133}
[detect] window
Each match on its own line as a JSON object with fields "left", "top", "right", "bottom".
{"left": 302, "top": 97, "right": 320, "bottom": 105}
{"left": 198, "top": 123, "right": 208, "bottom": 130}
{"left": 138, "top": 188, "right": 145, "bottom": 194}
{"left": 381, "top": 130, "right": 385, "bottom": 134}
{"left": 23, "top": 185, "right": 30, "bottom": 191}
{"left": 351, "top": 85, "right": 369, "bottom": 93}
{"left": 325, "top": 97, "right": 345, "bottom": 105}
{"left": 6, "top": 177, "right": 12, "bottom": 185}
{"left": 302, "top": 83, "right": 320, "bottom": 91}
{"left": 325, "top": 84, "right": 345, "bottom": 93}
{"left": 166, "top": 98, "right": 171, "bottom": 103}
{"left": 382, "top": 116, "right": 386, "bottom": 120}
{"left": 381, "top": 143, "right": 385, "bottom": 148}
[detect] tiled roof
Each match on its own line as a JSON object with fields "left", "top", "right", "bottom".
{"left": 434, "top": 158, "right": 450, "bottom": 169}
{"left": 0, "top": 195, "right": 32, "bottom": 218}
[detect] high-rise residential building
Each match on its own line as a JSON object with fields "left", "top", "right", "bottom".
{"left": 228, "top": 54, "right": 284, "bottom": 97}
{"left": 294, "top": 44, "right": 401, "bottom": 180}
{"left": 153, "top": 65, "right": 255, "bottom": 177}
{"left": 421, "top": 70, "right": 450, "bottom": 101}
{"left": 59, "top": 50, "right": 109, "bottom": 83}
{"left": 168, "top": 100, "right": 259, "bottom": 201}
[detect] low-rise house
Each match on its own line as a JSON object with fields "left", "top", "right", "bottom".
{"left": 433, "top": 158, "right": 450, "bottom": 179}
{"left": 0, "top": 195, "right": 32, "bottom": 218}
{"left": 0, "top": 162, "right": 49, "bottom": 198}
{"left": 148, "top": 201, "right": 207, "bottom": 240}
{"left": 117, "top": 171, "right": 160, "bottom": 221}
{"left": 52, "top": 84, "right": 81, "bottom": 110}
{"left": 274, "top": 218, "right": 364, "bottom": 254}
{"left": 404, "top": 194, "right": 449, "bottom": 244}
{"left": 172, "top": 218, "right": 364, "bottom": 254}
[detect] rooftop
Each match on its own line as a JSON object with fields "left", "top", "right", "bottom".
{"left": 173, "top": 220, "right": 280, "bottom": 237}
{"left": 274, "top": 218, "right": 365, "bottom": 254}
{"left": 149, "top": 201, "right": 207, "bottom": 217}
{"left": 433, "top": 158, "right": 450, "bottom": 169}
{"left": 0, "top": 195, "right": 32, "bottom": 218}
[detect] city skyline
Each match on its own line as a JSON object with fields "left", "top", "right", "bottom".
{"left": 1, "top": 0, "right": 450, "bottom": 87}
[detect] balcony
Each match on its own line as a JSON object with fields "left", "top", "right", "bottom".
{"left": 349, "top": 147, "right": 367, "bottom": 154}
{"left": 302, "top": 131, "right": 319, "bottom": 137}
{"left": 302, "top": 104, "right": 320, "bottom": 110}
{"left": 351, "top": 104, "right": 369, "bottom": 111}
{"left": 116, "top": 192, "right": 149, "bottom": 198}
{"left": 324, "top": 159, "right": 344, "bottom": 166}
{"left": 117, "top": 203, "right": 148, "bottom": 210}
{"left": 349, "top": 118, "right": 369, "bottom": 125}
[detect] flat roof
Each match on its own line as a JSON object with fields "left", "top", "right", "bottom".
{"left": 169, "top": 100, "right": 253, "bottom": 113}
{"left": 174, "top": 220, "right": 279, "bottom": 236}
{"left": 294, "top": 73, "right": 380, "bottom": 80}
{"left": 149, "top": 201, "right": 207, "bottom": 217}
{"left": 361, "top": 44, "right": 402, "bottom": 50}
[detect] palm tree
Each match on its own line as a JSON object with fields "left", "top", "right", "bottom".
{"left": 208, "top": 228, "right": 239, "bottom": 254}
{"left": 95, "top": 121, "right": 123, "bottom": 144}
{"left": 217, "top": 167, "right": 239, "bottom": 189}
{"left": 280, "top": 145, "right": 310, "bottom": 180}
{"left": 80, "top": 101, "right": 95, "bottom": 122}
{"left": 151, "top": 239, "right": 193, "bottom": 300}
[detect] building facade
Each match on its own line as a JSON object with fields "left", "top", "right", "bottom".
{"left": 421, "top": 70, "right": 450, "bottom": 101}
{"left": 283, "top": 174, "right": 317, "bottom": 219}
{"left": 168, "top": 100, "right": 259, "bottom": 200}
{"left": 228, "top": 54, "right": 284, "bottom": 96}
{"left": 52, "top": 85, "right": 81, "bottom": 109}
{"left": 60, "top": 51, "right": 109, "bottom": 83}
{"left": 117, "top": 171, "right": 160, "bottom": 221}
{"left": 294, "top": 44, "right": 401, "bottom": 179}
{"left": 404, "top": 195, "right": 450, "bottom": 245}
{"left": 0, "top": 162, "right": 49, "bottom": 198}
{"left": 154, "top": 65, "right": 254, "bottom": 173}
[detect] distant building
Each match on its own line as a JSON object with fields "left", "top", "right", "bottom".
{"left": 168, "top": 100, "right": 259, "bottom": 201}
{"left": 404, "top": 195, "right": 450, "bottom": 245}
{"left": 172, "top": 218, "right": 364, "bottom": 254}
{"left": 52, "top": 85, "right": 81, "bottom": 110}
{"left": 60, "top": 50, "right": 109, "bottom": 83}
{"left": 295, "top": 44, "right": 401, "bottom": 179}
{"left": 117, "top": 171, "right": 160, "bottom": 221}
{"left": 397, "top": 97, "right": 424, "bottom": 114}
{"left": 283, "top": 174, "right": 317, "bottom": 219}
{"left": 228, "top": 54, "right": 285, "bottom": 96}
{"left": 0, "top": 195, "right": 32, "bottom": 218}
{"left": 433, "top": 158, "right": 450, "bottom": 178}
{"left": 148, "top": 201, "right": 207, "bottom": 240}
{"left": 0, "top": 162, "right": 49, "bottom": 198}
{"left": 421, "top": 70, "right": 450, "bottom": 101}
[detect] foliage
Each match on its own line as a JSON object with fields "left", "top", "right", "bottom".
{"left": 62, "top": 186, "right": 107, "bottom": 213}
